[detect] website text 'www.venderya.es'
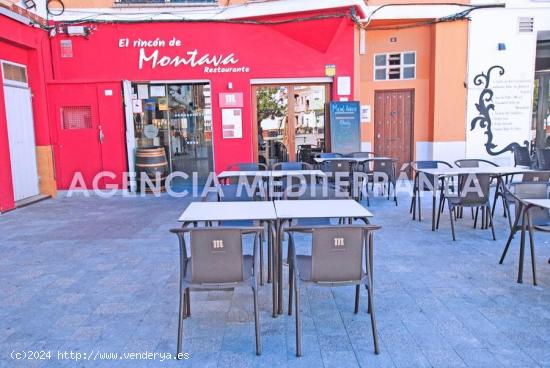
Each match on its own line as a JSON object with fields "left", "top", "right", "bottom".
{"left": 10, "top": 349, "right": 189, "bottom": 362}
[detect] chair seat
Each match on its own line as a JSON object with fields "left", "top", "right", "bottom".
{"left": 183, "top": 255, "right": 254, "bottom": 284}
{"left": 295, "top": 255, "right": 365, "bottom": 283}
{"left": 446, "top": 195, "right": 487, "bottom": 206}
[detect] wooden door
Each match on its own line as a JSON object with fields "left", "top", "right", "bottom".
{"left": 374, "top": 90, "right": 414, "bottom": 174}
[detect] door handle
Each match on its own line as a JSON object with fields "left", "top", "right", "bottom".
{"left": 99, "top": 126, "right": 105, "bottom": 144}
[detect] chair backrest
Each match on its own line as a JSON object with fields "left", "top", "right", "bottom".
{"left": 454, "top": 173, "right": 491, "bottom": 205}
{"left": 411, "top": 160, "right": 452, "bottom": 170}
{"left": 411, "top": 161, "right": 451, "bottom": 191}
{"left": 327, "top": 160, "right": 351, "bottom": 173}
{"left": 284, "top": 183, "right": 349, "bottom": 200}
{"left": 318, "top": 152, "right": 343, "bottom": 159}
{"left": 347, "top": 152, "right": 375, "bottom": 158}
{"left": 512, "top": 183, "right": 550, "bottom": 225}
{"left": 372, "top": 159, "right": 394, "bottom": 178}
{"left": 218, "top": 183, "right": 258, "bottom": 202}
{"left": 189, "top": 228, "right": 245, "bottom": 284}
{"left": 310, "top": 226, "right": 365, "bottom": 283}
{"left": 455, "top": 159, "right": 498, "bottom": 168}
{"left": 536, "top": 149, "right": 550, "bottom": 170}
{"left": 521, "top": 171, "right": 550, "bottom": 183}
{"left": 513, "top": 146, "right": 531, "bottom": 167}
{"left": 227, "top": 162, "right": 267, "bottom": 171}
{"left": 272, "top": 162, "right": 312, "bottom": 171}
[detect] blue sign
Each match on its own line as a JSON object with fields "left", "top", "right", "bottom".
{"left": 329, "top": 101, "right": 361, "bottom": 154}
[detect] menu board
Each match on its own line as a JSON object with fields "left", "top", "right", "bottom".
{"left": 329, "top": 101, "right": 361, "bottom": 154}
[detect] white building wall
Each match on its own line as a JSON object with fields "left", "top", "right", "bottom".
{"left": 466, "top": 1, "right": 550, "bottom": 165}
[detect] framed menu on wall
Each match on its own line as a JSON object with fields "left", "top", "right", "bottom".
{"left": 329, "top": 101, "right": 361, "bottom": 154}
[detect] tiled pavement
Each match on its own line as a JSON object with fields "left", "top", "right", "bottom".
{"left": 0, "top": 190, "right": 549, "bottom": 367}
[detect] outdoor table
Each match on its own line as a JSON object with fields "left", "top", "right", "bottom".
{"left": 313, "top": 156, "right": 393, "bottom": 163}
{"left": 178, "top": 201, "right": 279, "bottom": 315}
{"left": 517, "top": 199, "right": 550, "bottom": 285}
{"left": 416, "top": 166, "right": 532, "bottom": 231}
{"left": 217, "top": 170, "right": 271, "bottom": 180}
{"left": 272, "top": 199, "right": 374, "bottom": 315}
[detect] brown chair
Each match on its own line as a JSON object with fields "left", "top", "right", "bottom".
{"left": 170, "top": 227, "right": 263, "bottom": 356}
{"left": 285, "top": 225, "right": 381, "bottom": 357}
{"left": 499, "top": 182, "right": 550, "bottom": 285}
{"left": 410, "top": 160, "right": 452, "bottom": 221}
{"left": 438, "top": 173, "right": 495, "bottom": 241}
{"left": 363, "top": 158, "right": 397, "bottom": 206}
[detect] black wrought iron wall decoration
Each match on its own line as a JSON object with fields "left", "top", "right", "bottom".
{"left": 470, "top": 65, "right": 528, "bottom": 155}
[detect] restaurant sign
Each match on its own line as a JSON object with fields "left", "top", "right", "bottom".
{"left": 118, "top": 37, "right": 251, "bottom": 73}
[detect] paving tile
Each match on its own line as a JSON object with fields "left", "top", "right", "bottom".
{"left": 1, "top": 191, "right": 549, "bottom": 367}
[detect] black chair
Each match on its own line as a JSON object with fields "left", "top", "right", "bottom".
{"left": 363, "top": 159, "right": 397, "bottom": 206}
{"left": 499, "top": 182, "right": 550, "bottom": 285}
{"left": 501, "top": 171, "right": 550, "bottom": 229}
{"left": 410, "top": 160, "right": 452, "bottom": 221}
{"left": 286, "top": 225, "right": 381, "bottom": 357}
{"left": 217, "top": 184, "right": 267, "bottom": 285}
{"left": 271, "top": 162, "right": 315, "bottom": 199}
{"left": 439, "top": 173, "right": 495, "bottom": 241}
{"left": 227, "top": 162, "right": 267, "bottom": 171}
{"left": 169, "top": 227, "right": 263, "bottom": 356}
{"left": 513, "top": 145, "right": 532, "bottom": 168}
{"left": 272, "top": 162, "right": 313, "bottom": 171}
{"left": 536, "top": 148, "right": 550, "bottom": 170}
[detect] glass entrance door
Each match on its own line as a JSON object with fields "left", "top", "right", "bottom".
{"left": 131, "top": 82, "right": 213, "bottom": 183}
{"left": 255, "top": 84, "right": 329, "bottom": 166}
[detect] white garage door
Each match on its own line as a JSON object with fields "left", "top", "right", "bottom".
{"left": 2, "top": 61, "right": 39, "bottom": 201}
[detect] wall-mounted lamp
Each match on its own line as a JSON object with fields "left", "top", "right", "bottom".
{"left": 390, "top": 37, "right": 397, "bottom": 43}
{"left": 498, "top": 43, "right": 506, "bottom": 51}
{"left": 227, "top": 82, "right": 233, "bottom": 90}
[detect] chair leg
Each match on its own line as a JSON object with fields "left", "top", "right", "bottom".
{"left": 185, "top": 288, "right": 191, "bottom": 317}
{"left": 295, "top": 276, "right": 302, "bottom": 357}
{"left": 487, "top": 205, "right": 496, "bottom": 241}
{"left": 253, "top": 286, "right": 261, "bottom": 355}
{"left": 259, "top": 231, "right": 264, "bottom": 286}
{"left": 450, "top": 206, "right": 457, "bottom": 241}
{"left": 527, "top": 217, "right": 537, "bottom": 286}
{"left": 366, "top": 283, "right": 379, "bottom": 354}
{"left": 354, "top": 285, "right": 360, "bottom": 314}
{"left": 418, "top": 192, "right": 422, "bottom": 221}
{"left": 288, "top": 263, "right": 294, "bottom": 316}
{"left": 177, "top": 287, "right": 186, "bottom": 359}
{"left": 500, "top": 227, "right": 517, "bottom": 264}
{"left": 410, "top": 191, "right": 415, "bottom": 215}
{"left": 393, "top": 181, "right": 397, "bottom": 206}
{"left": 436, "top": 195, "right": 444, "bottom": 229}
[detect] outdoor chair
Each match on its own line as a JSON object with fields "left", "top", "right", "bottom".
{"left": 217, "top": 184, "right": 268, "bottom": 285}
{"left": 347, "top": 151, "right": 375, "bottom": 173}
{"left": 499, "top": 182, "right": 550, "bottom": 285}
{"left": 323, "top": 160, "right": 352, "bottom": 193}
{"left": 513, "top": 145, "right": 532, "bottom": 168}
{"left": 285, "top": 225, "right": 381, "bottom": 357}
{"left": 454, "top": 159, "right": 503, "bottom": 220}
{"left": 224, "top": 162, "right": 268, "bottom": 186}
{"left": 501, "top": 171, "right": 550, "bottom": 229}
{"left": 272, "top": 162, "right": 316, "bottom": 198}
{"left": 169, "top": 227, "right": 263, "bottom": 356}
{"left": 363, "top": 158, "right": 397, "bottom": 206}
{"left": 535, "top": 148, "right": 550, "bottom": 170}
{"left": 283, "top": 183, "right": 349, "bottom": 226}
{"left": 317, "top": 152, "right": 344, "bottom": 159}
{"left": 410, "top": 160, "right": 452, "bottom": 221}
{"left": 438, "top": 173, "right": 495, "bottom": 241}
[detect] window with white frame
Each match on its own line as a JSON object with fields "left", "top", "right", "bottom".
{"left": 374, "top": 52, "right": 416, "bottom": 81}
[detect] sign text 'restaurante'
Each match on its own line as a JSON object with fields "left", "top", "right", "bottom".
{"left": 118, "top": 37, "right": 250, "bottom": 73}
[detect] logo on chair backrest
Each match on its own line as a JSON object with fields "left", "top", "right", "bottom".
{"left": 212, "top": 240, "right": 224, "bottom": 249}
{"left": 534, "top": 178, "right": 540, "bottom": 182}
{"left": 333, "top": 237, "right": 345, "bottom": 247}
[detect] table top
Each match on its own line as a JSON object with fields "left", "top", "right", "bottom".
{"left": 274, "top": 199, "right": 373, "bottom": 219}
{"left": 270, "top": 170, "right": 326, "bottom": 177}
{"left": 314, "top": 157, "right": 393, "bottom": 163}
{"left": 178, "top": 201, "right": 277, "bottom": 222}
{"left": 524, "top": 199, "right": 550, "bottom": 209}
{"left": 417, "top": 166, "right": 531, "bottom": 176}
{"left": 218, "top": 170, "right": 271, "bottom": 179}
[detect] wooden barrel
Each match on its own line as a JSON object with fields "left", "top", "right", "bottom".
{"left": 135, "top": 147, "right": 168, "bottom": 193}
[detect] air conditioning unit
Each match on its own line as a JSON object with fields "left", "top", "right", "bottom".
{"left": 518, "top": 17, "right": 534, "bottom": 33}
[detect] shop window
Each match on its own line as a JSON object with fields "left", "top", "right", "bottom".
{"left": 1, "top": 62, "right": 28, "bottom": 85}
{"left": 374, "top": 51, "right": 416, "bottom": 81}
{"left": 61, "top": 106, "right": 92, "bottom": 130}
